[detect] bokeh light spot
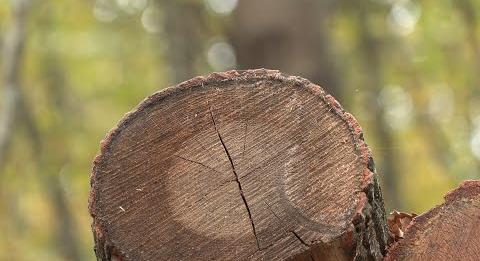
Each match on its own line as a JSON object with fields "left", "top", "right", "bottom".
{"left": 204, "top": 0, "right": 238, "bottom": 15}
{"left": 428, "top": 85, "right": 455, "bottom": 123}
{"left": 93, "top": 0, "right": 118, "bottom": 23}
{"left": 207, "top": 41, "right": 237, "bottom": 71}
{"left": 471, "top": 129, "right": 480, "bottom": 160}
{"left": 141, "top": 5, "right": 163, "bottom": 34}
{"left": 379, "top": 85, "right": 414, "bottom": 130}
{"left": 388, "top": 1, "right": 421, "bottom": 36}
{"left": 116, "top": 0, "right": 148, "bottom": 14}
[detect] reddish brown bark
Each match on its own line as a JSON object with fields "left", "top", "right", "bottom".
{"left": 89, "top": 70, "right": 389, "bottom": 260}
{"left": 385, "top": 180, "right": 480, "bottom": 260}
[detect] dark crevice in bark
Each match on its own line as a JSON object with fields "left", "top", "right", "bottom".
{"left": 371, "top": 176, "right": 391, "bottom": 254}
{"left": 209, "top": 107, "right": 260, "bottom": 249}
{"left": 352, "top": 180, "right": 390, "bottom": 261}
{"left": 291, "top": 231, "right": 310, "bottom": 248}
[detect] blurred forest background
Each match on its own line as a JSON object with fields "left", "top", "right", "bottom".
{"left": 1, "top": 0, "right": 480, "bottom": 260}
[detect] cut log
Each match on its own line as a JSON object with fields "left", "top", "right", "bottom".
{"left": 385, "top": 180, "right": 480, "bottom": 260}
{"left": 88, "top": 69, "right": 390, "bottom": 260}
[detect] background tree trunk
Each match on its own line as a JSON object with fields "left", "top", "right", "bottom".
{"left": 229, "top": 0, "right": 342, "bottom": 100}
{"left": 0, "top": 0, "right": 30, "bottom": 170}
{"left": 156, "top": 0, "right": 207, "bottom": 84}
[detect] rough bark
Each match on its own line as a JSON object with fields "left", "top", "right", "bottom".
{"left": 385, "top": 180, "right": 480, "bottom": 260}
{"left": 89, "top": 69, "right": 389, "bottom": 260}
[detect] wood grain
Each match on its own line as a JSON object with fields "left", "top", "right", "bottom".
{"left": 385, "top": 180, "right": 480, "bottom": 261}
{"left": 89, "top": 69, "right": 389, "bottom": 260}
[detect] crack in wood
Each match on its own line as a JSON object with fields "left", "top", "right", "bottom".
{"left": 264, "top": 201, "right": 316, "bottom": 260}
{"left": 191, "top": 178, "right": 237, "bottom": 206}
{"left": 264, "top": 201, "right": 311, "bottom": 249}
{"left": 209, "top": 106, "right": 261, "bottom": 249}
{"left": 291, "top": 230, "right": 310, "bottom": 248}
{"left": 192, "top": 117, "right": 225, "bottom": 165}
{"left": 173, "top": 154, "right": 223, "bottom": 175}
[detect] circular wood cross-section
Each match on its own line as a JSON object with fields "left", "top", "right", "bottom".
{"left": 385, "top": 180, "right": 480, "bottom": 261}
{"left": 89, "top": 70, "right": 389, "bottom": 260}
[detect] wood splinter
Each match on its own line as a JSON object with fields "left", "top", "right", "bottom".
{"left": 88, "top": 69, "right": 390, "bottom": 260}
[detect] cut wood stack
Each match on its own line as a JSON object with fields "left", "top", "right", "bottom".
{"left": 89, "top": 69, "right": 479, "bottom": 260}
